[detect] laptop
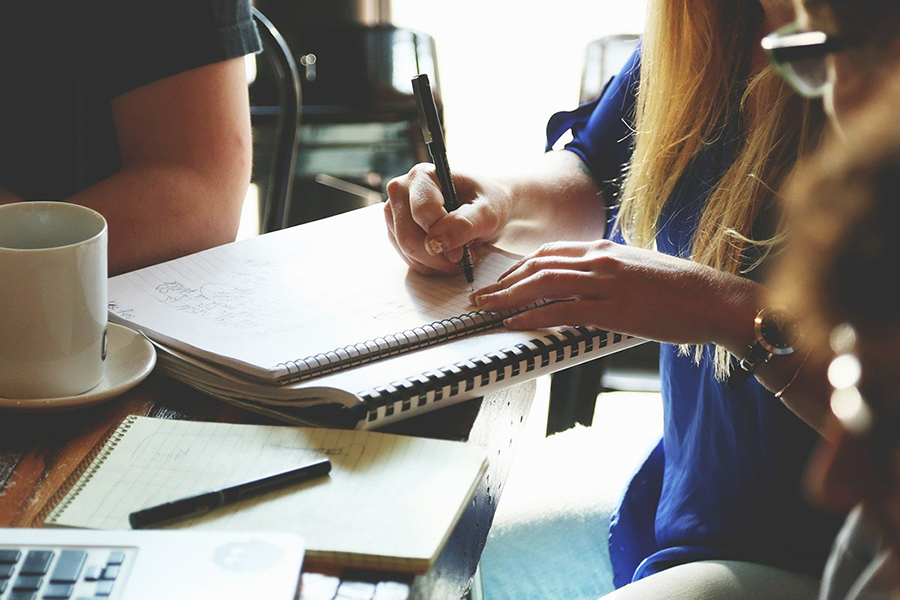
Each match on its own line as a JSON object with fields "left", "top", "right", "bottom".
{"left": 0, "top": 528, "right": 304, "bottom": 600}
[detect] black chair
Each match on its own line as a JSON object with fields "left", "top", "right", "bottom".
{"left": 578, "top": 34, "right": 640, "bottom": 104}
{"left": 250, "top": 8, "right": 302, "bottom": 233}
{"left": 251, "top": 0, "right": 442, "bottom": 227}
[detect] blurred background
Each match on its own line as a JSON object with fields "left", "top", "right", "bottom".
{"left": 391, "top": 1, "right": 646, "bottom": 173}
{"left": 242, "top": 0, "right": 646, "bottom": 237}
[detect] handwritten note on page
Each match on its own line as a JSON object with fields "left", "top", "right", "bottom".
{"left": 108, "top": 205, "right": 521, "bottom": 380}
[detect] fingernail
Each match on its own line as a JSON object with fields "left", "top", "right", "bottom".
{"left": 426, "top": 237, "right": 443, "bottom": 256}
{"left": 447, "top": 249, "right": 463, "bottom": 264}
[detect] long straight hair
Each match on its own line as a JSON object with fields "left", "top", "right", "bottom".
{"left": 615, "top": 0, "right": 824, "bottom": 378}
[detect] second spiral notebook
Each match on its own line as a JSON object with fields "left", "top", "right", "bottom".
{"left": 44, "top": 415, "right": 488, "bottom": 573}
{"left": 108, "top": 204, "right": 643, "bottom": 428}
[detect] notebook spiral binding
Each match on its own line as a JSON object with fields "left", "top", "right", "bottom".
{"left": 275, "top": 307, "right": 534, "bottom": 384}
{"left": 358, "top": 326, "right": 633, "bottom": 424}
{"left": 42, "top": 415, "right": 139, "bottom": 526}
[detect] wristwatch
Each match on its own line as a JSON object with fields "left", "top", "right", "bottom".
{"left": 727, "top": 306, "right": 798, "bottom": 388}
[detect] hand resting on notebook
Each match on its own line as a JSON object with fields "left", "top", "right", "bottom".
{"left": 469, "top": 239, "right": 762, "bottom": 355}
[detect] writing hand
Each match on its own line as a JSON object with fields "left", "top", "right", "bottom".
{"left": 384, "top": 163, "right": 510, "bottom": 276}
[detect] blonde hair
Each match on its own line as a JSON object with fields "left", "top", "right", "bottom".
{"left": 614, "top": 0, "right": 824, "bottom": 378}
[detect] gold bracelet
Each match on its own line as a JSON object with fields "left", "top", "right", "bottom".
{"left": 774, "top": 351, "right": 811, "bottom": 399}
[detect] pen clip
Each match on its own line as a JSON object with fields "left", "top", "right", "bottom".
{"left": 412, "top": 74, "right": 437, "bottom": 146}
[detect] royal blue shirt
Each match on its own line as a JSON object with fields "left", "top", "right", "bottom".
{"left": 547, "top": 48, "right": 842, "bottom": 588}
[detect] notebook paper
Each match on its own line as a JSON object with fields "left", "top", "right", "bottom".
{"left": 45, "top": 416, "right": 488, "bottom": 573}
{"left": 108, "top": 205, "right": 523, "bottom": 382}
{"left": 107, "top": 204, "right": 644, "bottom": 429}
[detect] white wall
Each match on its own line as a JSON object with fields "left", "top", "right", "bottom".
{"left": 391, "top": 2, "right": 646, "bottom": 175}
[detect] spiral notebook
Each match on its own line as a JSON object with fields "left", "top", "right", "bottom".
{"left": 108, "top": 205, "right": 643, "bottom": 428}
{"left": 43, "top": 415, "right": 488, "bottom": 574}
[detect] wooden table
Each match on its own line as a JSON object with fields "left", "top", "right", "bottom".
{"left": 0, "top": 373, "right": 536, "bottom": 600}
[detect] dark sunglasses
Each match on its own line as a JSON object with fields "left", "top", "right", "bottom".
{"left": 762, "top": 23, "right": 865, "bottom": 98}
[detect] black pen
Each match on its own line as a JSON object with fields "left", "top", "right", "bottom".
{"left": 411, "top": 73, "right": 476, "bottom": 286}
{"left": 129, "top": 458, "right": 332, "bottom": 529}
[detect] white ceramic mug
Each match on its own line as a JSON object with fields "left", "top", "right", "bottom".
{"left": 0, "top": 202, "right": 108, "bottom": 399}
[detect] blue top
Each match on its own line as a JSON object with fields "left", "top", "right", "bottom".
{"left": 546, "top": 48, "right": 842, "bottom": 588}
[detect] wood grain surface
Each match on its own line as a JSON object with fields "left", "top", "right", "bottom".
{"left": 0, "top": 372, "right": 535, "bottom": 600}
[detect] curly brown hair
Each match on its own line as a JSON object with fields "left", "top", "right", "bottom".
{"left": 801, "top": 0, "right": 900, "bottom": 44}
{"left": 771, "top": 75, "right": 900, "bottom": 348}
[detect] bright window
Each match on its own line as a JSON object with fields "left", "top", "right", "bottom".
{"left": 391, "top": 2, "right": 646, "bottom": 174}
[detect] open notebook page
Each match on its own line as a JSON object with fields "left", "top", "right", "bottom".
{"left": 45, "top": 416, "right": 488, "bottom": 573}
{"left": 108, "top": 205, "right": 521, "bottom": 381}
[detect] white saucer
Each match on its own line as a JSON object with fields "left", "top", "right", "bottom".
{"left": 0, "top": 323, "right": 157, "bottom": 411}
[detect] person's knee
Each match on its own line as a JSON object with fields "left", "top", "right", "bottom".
{"left": 599, "top": 560, "right": 820, "bottom": 600}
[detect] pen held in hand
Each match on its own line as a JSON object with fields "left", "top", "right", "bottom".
{"left": 412, "top": 73, "right": 476, "bottom": 285}
{"left": 128, "top": 457, "right": 332, "bottom": 529}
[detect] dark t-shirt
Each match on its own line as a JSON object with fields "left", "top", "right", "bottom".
{"left": 0, "top": 1, "right": 261, "bottom": 200}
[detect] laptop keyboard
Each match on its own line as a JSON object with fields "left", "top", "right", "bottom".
{"left": 0, "top": 546, "right": 132, "bottom": 600}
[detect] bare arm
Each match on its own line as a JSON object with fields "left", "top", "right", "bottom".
{"left": 494, "top": 150, "right": 608, "bottom": 254}
{"left": 702, "top": 279, "right": 836, "bottom": 436}
{"left": 747, "top": 337, "right": 837, "bottom": 438}
{"left": 684, "top": 274, "right": 835, "bottom": 435}
{"left": 0, "top": 187, "right": 20, "bottom": 205}
{"left": 1, "top": 57, "right": 252, "bottom": 275}
{"left": 470, "top": 233, "right": 835, "bottom": 436}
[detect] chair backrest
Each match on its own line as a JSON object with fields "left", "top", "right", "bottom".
{"left": 250, "top": 8, "right": 302, "bottom": 233}
{"left": 579, "top": 34, "right": 640, "bottom": 104}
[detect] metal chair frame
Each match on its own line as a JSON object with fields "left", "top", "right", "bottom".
{"left": 251, "top": 8, "right": 301, "bottom": 233}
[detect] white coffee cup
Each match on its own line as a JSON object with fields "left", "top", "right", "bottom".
{"left": 0, "top": 202, "right": 108, "bottom": 399}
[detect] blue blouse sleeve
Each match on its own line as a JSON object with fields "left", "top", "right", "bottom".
{"left": 545, "top": 46, "right": 641, "bottom": 234}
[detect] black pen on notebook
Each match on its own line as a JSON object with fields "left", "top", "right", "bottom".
{"left": 411, "top": 73, "right": 476, "bottom": 288}
{"left": 128, "top": 458, "right": 331, "bottom": 529}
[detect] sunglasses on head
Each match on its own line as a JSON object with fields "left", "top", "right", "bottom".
{"left": 761, "top": 23, "right": 865, "bottom": 98}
